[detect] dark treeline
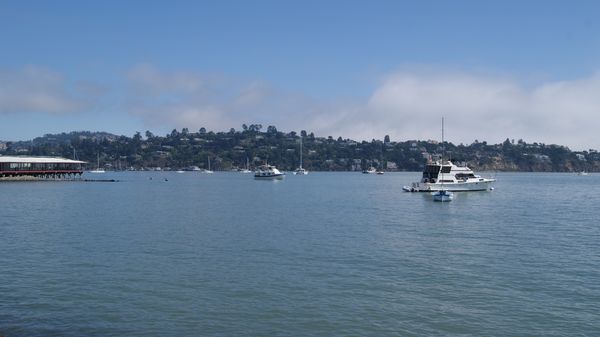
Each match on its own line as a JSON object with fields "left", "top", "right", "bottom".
{"left": 2, "top": 125, "right": 599, "bottom": 172}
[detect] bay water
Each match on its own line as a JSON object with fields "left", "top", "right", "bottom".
{"left": 1, "top": 172, "right": 599, "bottom": 336}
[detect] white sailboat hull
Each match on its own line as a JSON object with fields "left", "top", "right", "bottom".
{"left": 89, "top": 170, "right": 105, "bottom": 174}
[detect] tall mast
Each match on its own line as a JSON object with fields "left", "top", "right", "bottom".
{"left": 300, "top": 137, "right": 303, "bottom": 169}
{"left": 441, "top": 117, "right": 444, "bottom": 187}
{"left": 442, "top": 116, "right": 445, "bottom": 163}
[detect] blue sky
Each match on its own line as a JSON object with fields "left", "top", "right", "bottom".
{"left": 1, "top": 0, "right": 600, "bottom": 149}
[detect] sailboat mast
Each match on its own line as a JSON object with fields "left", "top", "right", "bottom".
{"left": 441, "top": 117, "right": 444, "bottom": 187}
{"left": 300, "top": 137, "right": 303, "bottom": 169}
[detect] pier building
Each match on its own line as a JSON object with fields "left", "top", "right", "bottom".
{"left": 0, "top": 156, "right": 86, "bottom": 179}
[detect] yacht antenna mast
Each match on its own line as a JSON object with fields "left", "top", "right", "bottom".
{"left": 442, "top": 116, "right": 445, "bottom": 163}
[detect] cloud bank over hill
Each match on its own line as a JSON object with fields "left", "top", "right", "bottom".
{"left": 124, "top": 65, "right": 600, "bottom": 150}
{"left": 3, "top": 64, "right": 599, "bottom": 150}
{"left": 335, "top": 70, "right": 600, "bottom": 150}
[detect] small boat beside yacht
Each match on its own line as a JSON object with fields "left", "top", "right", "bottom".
{"left": 254, "top": 165, "right": 284, "bottom": 180}
{"left": 432, "top": 189, "right": 454, "bottom": 202}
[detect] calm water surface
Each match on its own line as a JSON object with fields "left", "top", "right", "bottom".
{"left": 1, "top": 172, "right": 599, "bottom": 336}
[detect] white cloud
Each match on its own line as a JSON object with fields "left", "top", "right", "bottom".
{"left": 313, "top": 70, "right": 600, "bottom": 150}
{"left": 0, "top": 66, "right": 91, "bottom": 114}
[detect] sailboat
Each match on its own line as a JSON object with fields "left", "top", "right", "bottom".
{"left": 89, "top": 153, "right": 105, "bottom": 173}
{"left": 293, "top": 137, "right": 308, "bottom": 175}
{"left": 240, "top": 157, "right": 252, "bottom": 173}
{"left": 432, "top": 117, "right": 454, "bottom": 202}
{"left": 294, "top": 137, "right": 308, "bottom": 175}
{"left": 204, "top": 156, "right": 214, "bottom": 174}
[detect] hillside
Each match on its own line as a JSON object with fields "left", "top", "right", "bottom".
{"left": 1, "top": 126, "right": 598, "bottom": 172}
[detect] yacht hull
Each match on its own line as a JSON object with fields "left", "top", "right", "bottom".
{"left": 254, "top": 174, "right": 284, "bottom": 180}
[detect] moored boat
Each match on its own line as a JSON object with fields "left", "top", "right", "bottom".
{"left": 362, "top": 167, "right": 376, "bottom": 174}
{"left": 240, "top": 157, "right": 252, "bottom": 173}
{"left": 293, "top": 137, "right": 309, "bottom": 175}
{"left": 432, "top": 189, "right": 454, "bottom": 202}
{"left": 254, "top": 165, "right": 284, "bottom": 180}
{"left": 204, "top": 157, "right": 214, "bottom": 174}
{"left": 404, "top": 160, "right": 495, "bottom": 192}
{"left": 293, "top": 167, "right": 308, "bottom": 175}
{"left": 89, "top": 153, "right": 105, "bottom": 173}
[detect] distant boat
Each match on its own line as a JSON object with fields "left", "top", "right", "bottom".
{"left": 294, "top": 167, "right": 308, "bottom": 175}
{"left": 89, "top": 153, "right": 105, "bottom": 173}
{"left": 204, "top": 157, "right": 214, "bottom": 174}
{"left": 577, "top": 171, "right": 589, "bottom": 176}
{"left": 176, "top": 170, "right": 185, "bottom": 173}
{"left": 254, "top": 164, "right": 284, "bottom": 180}
{"left": 240, "top": 157, "right": 252, "bottom": 173}
{"left": 293, "top": 137, "right": 309, "bottom": 175}
{"left": 376, "top": 170, "right": 384, "bottom": 175}
{"left": 362, "top": 167, "right": 376, "bottom": 174}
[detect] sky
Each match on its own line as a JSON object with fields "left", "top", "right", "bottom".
{"left": 1, "top": 0, "right": 600, "bottom": 150}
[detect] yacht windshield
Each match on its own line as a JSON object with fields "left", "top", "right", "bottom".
{"left": 422, "top": 165, "right": 440, "bottom": 180}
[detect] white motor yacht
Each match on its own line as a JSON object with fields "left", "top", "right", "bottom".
{"left": 403, "top": 160, "right": 495, "bottom": 192}
{"left": 362, "top": 167, "right": 376, "bottom": 174}
{"left": 254, "top": 165, "right": 284, "bottom": 180}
